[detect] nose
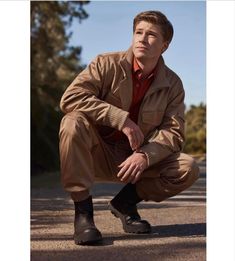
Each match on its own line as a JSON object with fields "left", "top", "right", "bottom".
{"left": 139, "top": 32, "right": 148, "bottom": 43}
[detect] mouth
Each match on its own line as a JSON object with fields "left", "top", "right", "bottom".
{"left": 137, "top": 46, "right": 148, "bottom": 50}
{"left": 136, "top": 46, "right": 148, "bottom": 51}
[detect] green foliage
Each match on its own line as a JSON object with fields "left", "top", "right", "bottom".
{"left": 183, "top": 103, "right": 206, "bottom": 154}
{"left": 31, "top": 1, "right": 89, "bottom": 174}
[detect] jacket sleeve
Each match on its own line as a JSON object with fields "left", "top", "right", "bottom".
{"left": 140, "top": 79, "right": 185, "bottom": 166}
{"left": 60, "top": 55, "right": 129, "bottom": 130}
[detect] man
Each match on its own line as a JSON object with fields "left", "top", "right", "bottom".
{"left": 59, "top": 10, "right": 200, "bottom": 245}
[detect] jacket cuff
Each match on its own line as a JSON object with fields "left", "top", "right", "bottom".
{"left": 105, "top": 105, "right": 129, "bottom": 130}
{"left": 139, "top": 142, "right": 172, "bottom": 166}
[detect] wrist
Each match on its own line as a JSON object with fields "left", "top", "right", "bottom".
{"left": 136, "top": 151, "right": 147, "bottom": 160}
{"left": 135, "top": 150, "right": 149, "bottom": 167}
{"left": 121, "top": 117, "right": 130, "bottom": 129}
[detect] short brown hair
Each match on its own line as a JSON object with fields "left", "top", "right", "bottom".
{"left": 133, "top": 11, "right": 174, "bottom": 43}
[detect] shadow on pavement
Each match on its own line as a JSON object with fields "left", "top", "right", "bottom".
{"left": 31, "top": 239, "right": 205, "bottom": 261}
{"left": 102, "top": 223, "right": 206, "bottom": 245}
{"left": 151, "top": 222, "right": 206, "bottom": 237}
{"left": 31, "top": 222, "right": 205, "bottom": 243}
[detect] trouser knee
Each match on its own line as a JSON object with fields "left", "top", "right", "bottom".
{"left": 136, "top": 153, "right": 200, "bottom": 202}
{"left": 184, "top": 155, "right": 200, "bottom": 183}
{"left": 59, "top": 111, "right": 91, "bottom": 142}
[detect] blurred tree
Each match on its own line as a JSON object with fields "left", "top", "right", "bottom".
{"left": 31, "top": 1, "right": 89, "bottom": 174}
{"left": 183, "top": 103, "right": 206, "bottom": 155}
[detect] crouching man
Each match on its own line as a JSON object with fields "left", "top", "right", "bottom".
{"left": 59, "top": 10, "right": 199, "bottom": 245}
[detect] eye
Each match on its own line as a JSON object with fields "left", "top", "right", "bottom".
{"left": 135, "top": 30, "right": 142, "bottom": 35}
{"left": 148, "top": 32, "right": 157, "bottom": 38}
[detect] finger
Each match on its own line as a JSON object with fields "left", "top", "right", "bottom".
{"left": 131, "top": 130, "right": 141, "bottom": 150}
{"left": 131, "top": 170, "right": 142, "bottom": 184}
{"left": 135, "top": 132, "right": 143, "bottom": 149}
{"left": 118, "top": 160, "right": 126, "bottom": 168}
{"left": 126, "top": 165, "right": 139, "bottom": 183}
{"left": 127, "top": 133, "right": 135, "bottom": 150}
{"left": 120, "top": 164, "right": 136, "bottom": 182}
{"left": 120, "top": 164, "right": 135, "bottom": 182}
{"left": 131, "top": 134, "right": 139, "bottom": 150}
{"left": 132, "top": 132, "right": 140, "bottom": 150}
{"left": 117, "top": 163, "right": 129, "bottom": 178}
{"left": 129, "top": 129, "right": 140, "bottom": 150}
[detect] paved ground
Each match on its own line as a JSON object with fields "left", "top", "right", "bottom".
{"left": 31, "top": 160, "right": 206, "bottom": 261}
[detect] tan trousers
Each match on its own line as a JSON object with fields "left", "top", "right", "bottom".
{"left": 59, "top": 111, "right": 200, "bottom": 202}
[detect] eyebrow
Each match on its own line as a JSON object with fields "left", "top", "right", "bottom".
{"left": 135, "top": 28, "right": 160, "bottom": 36}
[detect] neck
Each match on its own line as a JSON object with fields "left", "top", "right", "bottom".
{"left": 135, "top": 56, "right": 160, "bottom": 77}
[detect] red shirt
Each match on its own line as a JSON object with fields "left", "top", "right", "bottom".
{"left": 129, "top": 58, "right": 156, "bottom": 123}
{"left": 106, "top": 57, "right": 157, "bottom": 142}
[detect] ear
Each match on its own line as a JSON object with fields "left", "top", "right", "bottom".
{"left": 161, "top": 42, "right": 169, "bottom": 54}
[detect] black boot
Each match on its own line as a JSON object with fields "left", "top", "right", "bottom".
{"left": 74, "top": 196, "right": 102, "bottom": 245}
{"left": 109, "top": 183, "right": 151, "bottom": 234}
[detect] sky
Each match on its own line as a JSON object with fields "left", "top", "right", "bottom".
{"left": 70, "top": 0, "right": 206, "bottom": 108}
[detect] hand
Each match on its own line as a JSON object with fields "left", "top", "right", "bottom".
{"left": 121, "top": 118, "right": 144, "bottom": 151}
{"left": 117, "top": 152, "right": 147, "bottom": 184}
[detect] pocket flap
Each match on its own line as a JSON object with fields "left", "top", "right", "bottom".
{"left": 142, "top": 111, "right": 164, "bottom": 126}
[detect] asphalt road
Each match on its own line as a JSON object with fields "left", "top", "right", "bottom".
{"left": 31, "top": 160, "right": 206, "bottom": 261}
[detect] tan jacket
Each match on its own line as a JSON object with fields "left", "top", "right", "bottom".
{"left": 60, "top": 48, "right": 185, "bottom": 167}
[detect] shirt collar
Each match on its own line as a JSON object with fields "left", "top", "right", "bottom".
{"left": 133, "top": 56, "right": 158, "bottom": 80}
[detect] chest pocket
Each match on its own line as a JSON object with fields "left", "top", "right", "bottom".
{"left": 142, "top": 111, "right": 164, "bottom": 126}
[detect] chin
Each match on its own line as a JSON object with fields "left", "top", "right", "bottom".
{"left": 133, "top": 51, "right": 147, "bottom": 59}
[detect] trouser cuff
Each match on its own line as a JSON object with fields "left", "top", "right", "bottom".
{"left": 71, "top": 190, "right": 90, "bottom": 202}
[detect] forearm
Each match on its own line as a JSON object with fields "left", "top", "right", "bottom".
{"left": 60, "top": 88, "right": 129, "bottom": 130}
{"left": 60, "top": 55, "right": 129, "bottom": 130}
{"left": 140, "top": 116, "right": 185, "bottom": 166}
{"left": 139, "top": 137, "right": 181, "bottom": 166}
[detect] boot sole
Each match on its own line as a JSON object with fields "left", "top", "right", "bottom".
{"left": 74, "top": 230, "right": 103, "bottom": 245}
{"left": 109, "top": 203, "right": 151, "bottom": 234}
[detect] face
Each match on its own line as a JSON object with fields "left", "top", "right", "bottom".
{"left": 132, "top": 21, "right": 169, "bottom": 62}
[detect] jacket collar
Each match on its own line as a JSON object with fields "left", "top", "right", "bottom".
{"left": 118, "top": 47, "right": 170, "bottom": 111}
{"left": 118, "top": 47, "right": 133, "bottom": 111}
{"left": 151, "top": 56, "right": 171, "bottom": 89}
{"left": 120, "top": 47, "right": 170, "bottom": 90}
{"left": 119, "top": 47, "right": 133, "bottom": 79}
